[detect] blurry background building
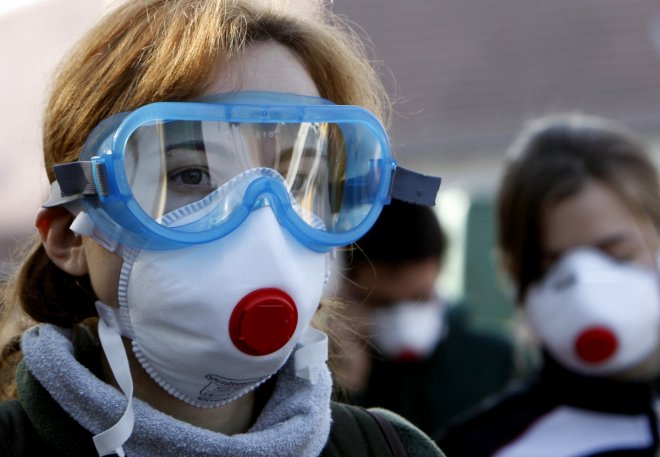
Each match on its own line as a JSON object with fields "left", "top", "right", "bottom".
{"left": 0, "top": 0, "right": 110, "bottom": 278}
{"left": 333, "top": 0, "right": 660, "bottom": 332}
{"left": 3, "top": 0, "right": 660, "bottom": 330}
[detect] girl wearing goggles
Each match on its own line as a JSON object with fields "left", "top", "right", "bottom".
{"left": 0, "top": 1, "right": 442, "bottom": 456}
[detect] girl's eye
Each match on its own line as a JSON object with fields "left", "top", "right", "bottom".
{"left": 168, "top": 167, "right": 214, "bottom": 192}
{"left": 611, "top": 252, "right": 633, "bottom": 262}
{"left": 178, "top": 169, "right": 204, "bottom": 185}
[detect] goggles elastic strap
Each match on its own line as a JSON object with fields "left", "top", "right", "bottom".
{"left": 43, "top": 180, "right": 83, "bottom": 208}
{"left": 53, "top": 161, "right": 109, "bottom": 198}
{"left": 390, "top": 166, "right": 442, "bottom": 206}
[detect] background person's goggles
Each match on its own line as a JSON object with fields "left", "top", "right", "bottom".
{"left": 47, "top": 92, "right": 441, "bottom": 251}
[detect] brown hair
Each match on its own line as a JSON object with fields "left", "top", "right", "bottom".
{"left": 0, "top": 0, "right": 390, "bottom": 399}
{"left": 497, "top": 113, "right": 660, "bottom": 304}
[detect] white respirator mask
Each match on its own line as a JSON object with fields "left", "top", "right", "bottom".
{"left": 525, "top": 248, "right": 660, "bottom": 377}
{"left": 369, "top": 299, "right": 445, "bottom": 362}
{"left": 73, "top": 200, "right": 329, "bottom": 456}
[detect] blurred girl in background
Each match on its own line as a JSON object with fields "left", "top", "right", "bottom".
{"left": 438, "top": 113, "right": 660, "bottom": 457}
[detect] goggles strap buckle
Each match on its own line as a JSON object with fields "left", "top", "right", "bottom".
{"left": 389, "top": 166, "right": 442, "bottom": 206}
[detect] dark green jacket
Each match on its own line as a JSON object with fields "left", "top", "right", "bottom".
{"left": 348, "top": 305, "right": 521, "bottom": 437}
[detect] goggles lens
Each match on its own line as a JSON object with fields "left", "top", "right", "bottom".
{"left": 123, "top": 119, "right": 385, "bottom": 235}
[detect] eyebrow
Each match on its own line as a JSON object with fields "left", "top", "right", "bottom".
{"left": 594, "top": 232, "right": 634, "bottom": 249}
{"left": 164, "top": 140, "right": 207, "bottom": 154}
{"left": 543, "top": 232, "right": 633, "bottom": 259}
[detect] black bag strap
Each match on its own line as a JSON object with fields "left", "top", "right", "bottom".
{"left": 0, "top": 399, "right": 59, "bottom": 456}
{"left": 323, "top": 402, "right": 407, "bottom": 457}
{"left": 365, "top": 409, "right": 409, "bottom": 457}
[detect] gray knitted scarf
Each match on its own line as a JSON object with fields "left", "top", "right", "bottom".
{"left": 21, "top": 324, "right": 332, "bottom": 457}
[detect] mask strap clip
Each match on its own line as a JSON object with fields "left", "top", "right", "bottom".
{"left": 70, "top": 212, "right": 121, "bottom": 254}
{"left": 293, "top": 327, "right": 328, "bottom": 384}
{"left": 93, "top": 301, "right": 135, "bottom": 457}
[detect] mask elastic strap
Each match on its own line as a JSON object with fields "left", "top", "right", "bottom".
{"left": 293, "top": 327, "right": 328, "bottom": 384}
{"left": 94, "top": 301, "right": 135, "bottom": 457}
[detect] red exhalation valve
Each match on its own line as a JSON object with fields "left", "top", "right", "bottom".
{"left": 394, "top": 349, "right": 421, "bottom": 363}
{"left": 575, "top": 327, "right": 618, "bottom": 364}
{"left": 229, "top": 288, "right": 298, "bottom": 356}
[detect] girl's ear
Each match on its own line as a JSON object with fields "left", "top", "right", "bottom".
{"left": 36, "top": 207, "right": 89, "bottom": 276}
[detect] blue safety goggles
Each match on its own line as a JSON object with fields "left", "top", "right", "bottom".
{"left": 47, "top": 92, "right": 441, "bottom": 252}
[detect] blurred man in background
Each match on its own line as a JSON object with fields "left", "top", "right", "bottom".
{"left": 331, "top": 199, "right": 524, "bottom": 436}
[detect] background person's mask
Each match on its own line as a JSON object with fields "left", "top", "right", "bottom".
{"left": 525, "top": 248, "right": 660, "bottom": 376}
{"left": 370, "top": 299, "right": 445, "bottom": 362}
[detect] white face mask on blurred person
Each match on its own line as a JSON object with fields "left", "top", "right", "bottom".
{"left": 370, "top": 299, "right": 446, "bottom": 362}
{"left": 525, "top": 248, "right": 660, "bottom": 376}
